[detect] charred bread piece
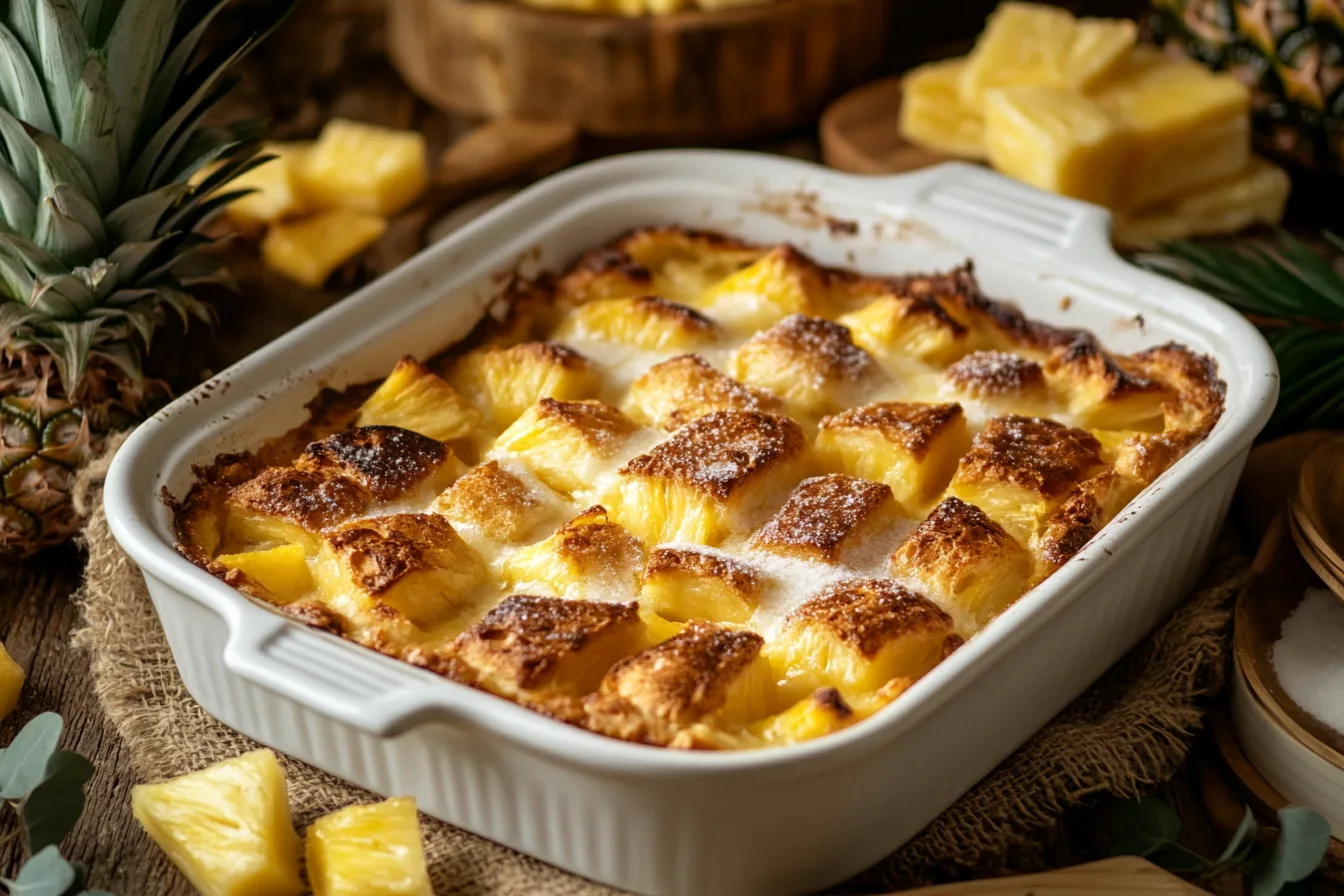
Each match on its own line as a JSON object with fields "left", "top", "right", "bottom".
{"left": 603, "top": 410, "right": 808, "bottom": 545}
{"left": 222, "top": 467, "right": 371, "bottom": 552}
{"left": 1043, "top": 337, "right": 1170, "bottom": 430}
{"left": 295, "top": 425, "right": 464, "bottom": 505}
{"left": 836, "top": 278, "right": 971, "bottom": 367}
{"left": 943, "top": 350, "right": 1054, "bottom": 418}
{"left": 751, "top": 474, "right": 901, "bottom": 564}
{"left": 890, "top": 496, "right": 1032, "bottom": 632}
{"left": 1031, "top": 469, "right": 1133, "bottom": 583}
{"left": 815, "top": 402, "right": 969, "bottom": 512}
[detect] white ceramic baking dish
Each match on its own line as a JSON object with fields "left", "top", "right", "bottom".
{"left": 104, "top": 151, "right": 1277, "bottom": 896}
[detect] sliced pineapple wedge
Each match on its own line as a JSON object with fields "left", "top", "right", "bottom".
{"left": 131, "top": 749, "right": 303, "bottom": 896}
{"left": 899, "top": 58, "right": 986, "bottom": 160}
{"left": 0, "top": 638, "right": 23, "bottom": 721}
{"left": 299, "top": 118, "right": 429, "bottom": 216}
{"left": 261, "top": 208, "right": 388, "bottom": 289}
{"left": 306, "top": 797, "right": 432, "bottom": 896}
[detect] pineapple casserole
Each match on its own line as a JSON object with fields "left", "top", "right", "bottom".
{"left": 175, "top": 226, "right": 1225, "bottom": 750}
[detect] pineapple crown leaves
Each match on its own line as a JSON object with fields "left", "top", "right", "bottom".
{"left": 0, "top": 713, "right": 111, "bottom": 896}
{"left": 1137, "top": 230, "right": 1344, "bottom": 439}
{"left": 0, "top": 0, "right": 296, "bottom": 401}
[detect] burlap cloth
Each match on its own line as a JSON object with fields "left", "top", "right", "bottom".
{"left": 72, "top": 440, "right": 1250, "bottom": 893}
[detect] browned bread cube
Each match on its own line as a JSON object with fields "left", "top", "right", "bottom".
{"left": 728, "top": 314, "right": 880, "bottom": 416}
{"left": 296, "top": 425, "right": 464, "bottom": 505}
{"left": 623, "top": 354, "right": 781, "bottom": 432}
{"left": 751, "top": 474, "right": 901, "bottom": 563}
{"left": 430, "top": 459, "right": 563, "bottom": 548}
{"left": 500, "top": 505, "right": 646, "bottom": 602}
{"left": 223, "top": 467, "right": 371, "bottom": 552}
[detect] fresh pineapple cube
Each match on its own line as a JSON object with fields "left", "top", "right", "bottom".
{"left": 899, "top": 58, "right": 986, "bottom": 160}
{"left": 356, "top": 357, "right": 483, "bottom": 443}
{"left": 603, "top": 410, "right": 807, "bottom": 546}
{"left": 586, "top": 622, "right": 776, "bottom": 740}
{"left": 261, "top": 208, "right": 387, "bottom": 289}
{"left": 947, "top": 415, "right": 1104, "bottom": 544}
{"left": 490, "top": 399, "right": 638, "bottom": 494}
{"left": 751, "top": 474, "right": 901, "bottom": 563}
{"left": 693, "top": 245, "right": 829, "bottom": 333}
{"left": 298, "top": 118, "right": 429, "bottom": 216}
{"left": 297, "top": 426, "right": 465, "bottom": 505}
{"left": 751, "top": 687, "right": 856, "bottom": 745}
{"left": 450, "top": 342, "right": 600, "bottom": 430}
{"left": 1112, "top": 156, "right": 1290, "bottom": 247}
{"left": 890, "top": 496, "right": 1032, "bottom": 632}
{"left": 816, "top": 402, "right": 969, "bottom": 512}
{"left": 314, "top": 514, "right": 485, "bottom": 631}
{"left": 641, "top": 546, "right": 762, "bottom": 623}
{"left": 131, "top": 749, "right": 303, "bottom": 896}
{"left": 770, "top": 578, "right": 956, "bottom": 694}
{"left": 983, "top": 84, "right": 1127, "bottom": 207}
{"left": 216, "top": 544, "right": 313, "bottom": 604}
{"left": 728, "top": 314, "right": 880, "bottom": 416}
{"left": 0, "top": 639, "right": 23, "bottom": 721}
{"left": 837, "top": 292, "right": 970, "bottom": 367}
{"left": 223, "top": 467, "right": 371, "bottom": 553}
{"left": 499, "top": 506, "right": 645, "bottom": 602}
{"left": 1093, "top": 46, "right": 1251, "bottom": 210}
{"left": 960, "top": 3, "right": 1136, "bottom": 109}
{"left": 306, "top": 797, "right": 431, "bottom": 896}
{"left": 225, "top": 143, "right": 310, "bottom": 230}
{"left": 617, "top": 227, "right": 764, "bottom": 305}
{"left": 551, "top": 295, "right": 719, "bottom": 352}
{"left": 623, "top": 353, "right": 781, "bottom": 432}
{"left": 430, "top": 459, "right": 563, "bottom": 547}
{"left": 452, "top": 595, "right": 644, "bottom": 698}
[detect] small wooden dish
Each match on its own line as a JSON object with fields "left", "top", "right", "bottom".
{"left": 388, "top": 0, "right": 887, "bottom": 141}
{"left": 820, "top": 74, "right": 962, "bottom": 175}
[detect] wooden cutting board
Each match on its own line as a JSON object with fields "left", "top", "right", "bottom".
{"left": 820, "top": 74, "right": 961, "bottom": 175}
{"left": 898, "top": 856, "right": 1206, "bottom": 894}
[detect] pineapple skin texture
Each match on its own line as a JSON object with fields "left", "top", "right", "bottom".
{"left": 299, "top": 119, "right": 429, "bottom": 217}
{"left": 131, "top": 749, "right": 303, "bottom": 896}
{"left": 0, "top": 639, "right": 23, "bottom": 721}
{"left": 262, "top": 209, "right": 388, "bottom": 289}
{"left": 307, "top": 797, "right": 432, "bottom": 896}
{"left": 899, "top": 59, "right": 987, "bottom": 160}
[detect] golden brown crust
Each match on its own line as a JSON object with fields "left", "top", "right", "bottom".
{"left": 283, "top": 599, "right": 349, "bottom": 636}
{"left": 322, "top": 513, "right": 472, "bottom": 596}
{"left": 432, "top": 460, "right": 552, "bottom": 542}
{"left": 452, "top": 595, "right": 641, "bottom": 691}
{"left": 785, "top": 578, "right": 953, "bottom": 660}
{"left": 751, "top": 474, "right": 898, "bottom": 562}
{"left": 1035, "top": 470, "right": 1127, "bottom": 572}
{"left": 553, "top": 248, "right": 654, "bottom": 307}
{"left": 945, "top": 351, "right": 1047, "bottom": 399}
{"left": 952, "top": 415, "right": 1104, "bottom": 500}
{"left": 819, "top": 402, "right": 964, "bottom": 462}
{"left": 890, "top": 497, "right": 1024, "bottom": 589}
{"left": 1045, "top": 338, "right": 1165, "bottom": 403}
{"left": 645, "top": 547, "right": 762, "bottom": 598}
{"left": 226, "top": 467, "right": 371, "bottom": 532}
{"left": 620, "top": 410, "right": 806, "bottom": 502}
{"left": 296, "top": 426, "right": 451, "bottom": 502}
{"left": 541, "top": 505, "right": 645, "bottom": 574}
{"left": 526, "top": 398, "right": 637, "bottom": 449}
{"left": 738, "top": 314, "right": 876, "bottom": 382}
{"left": 632, "top": 295, "right": 718, "bottom": 334}
{"left": 625, "top": 354, "right": 781, "bottom": 431}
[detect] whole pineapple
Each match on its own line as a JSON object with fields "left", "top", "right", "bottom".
{"left": 1149, "top": 0, "right": 1344, "bottom": 175}
{"left": 0, "top": 0, "right": 293, "bottom": 557}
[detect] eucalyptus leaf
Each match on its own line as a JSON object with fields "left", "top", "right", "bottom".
{"left": 20, "top": 749, "right": 94, "bottom": 854}
{"left": 1252, "top": 807, "right": 1331, "bottom": 896}
{"left": 3, "top": 845, "right": 76, "bottom": 896}
{"left": 58, "top": 857, "right": 85, "bottom": 896}
{"left": 0, "top": 712, "right": 62, "bottom": 799}
{"left": 0, "top": 23, "right": 56, "bottom": 135}
{"left": 103, "top": 0, "right": 178, "bottom": 169}
{"left": 33, "top": 0, "right": 90, "bottom": 142}
{"left": 70, "top": 53, "right": 117, "bottom": 208}
{"left": 1218, "top": 805, "right": 1258, "bottom": 864}
{"left": 1110, "top": 795, "right": 1182, "bottom": 858}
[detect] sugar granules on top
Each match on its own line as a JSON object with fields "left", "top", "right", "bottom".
{"left": 1272, "top": 587, "right": 1344, "bottom": 735}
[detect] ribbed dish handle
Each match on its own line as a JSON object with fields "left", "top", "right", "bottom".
{"left": 861, "top": 161, "right": 1116, "bottom": 260}
{"left": 222, "top": 608, "right": 458, "bottom": 738}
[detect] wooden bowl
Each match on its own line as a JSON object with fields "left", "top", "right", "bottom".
{"left": 820, "top": 74, "right": 961, "bottom": 175}
{"left": 387, "top": 0, "right": 888, "bottom": 141}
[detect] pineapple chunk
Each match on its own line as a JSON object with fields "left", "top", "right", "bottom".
{"left": 641, "top": 546, "right": 762, "bottom": 623}
{"left": 1043, "top": 341, "right": 1170, "bottom": 431}
{"left": 499, "top": 506, "right": 645, "bottom": 602}
{"left": 314, "top": 514, "right": 485, "bottom": 632}
{"left": 225, "top": 142, "right": 310, "bottom": 230}
{"left": 131, "top": 749, "right": 303, "bottom": 896}
{"left": 216, "top": 544, "right": 313, "bottom": 604}
{"left": 899, "top": 58, "right": 986, "bottom": 160}
{"left": 1092, "top": 46, "right": 1251, "bottom": 210}
{"left": 490, "top": 399, "right": 638, "bottom": 494}
{"left": 223, "top": 467, "right": 371, "bottom": 553}
{"left": 617, "top": 227, "right": 764, "bottom": 305}
{"left": 751, "top": 474, "right": 901, "bottom": 563}
{"left": 837, "top": 292, "right": 970, "bottom": 367}
{"left": 298, "top": 118, "right": 429, "bottom": 216}
{"left": 728, "top": 314, "right": 880, "bottom": 416}
{"left": 356, "top": 357, "right": 483, "bottom": 443}
{"left": 450, "top": 342, "right": 600, "bottom": 430}
{"left": 960, "top": 3, "right": 1136, "bottom": 109}
{"left": 431, "top": 459, "right": 563, "bottom": 547}
{"left": 0, "top": 639, "right": 23, "bottom": 721}
{"left": 261, "top": 208, "right": 387, "bottom": 288}
{"left": 693, "top": 245, "right": 829, "bottom": 333}
{"left": 307, "top": 797, "right": 431, "bottom": 896}
{"left": 623, "top": 353, "right": 781, "bottom": 432}
{"left": 890, "top": 496, "right": 1032, "bottom": 632}
{"left": 1112, "top": 156, "right": 1290, "bottom": 247}
{"left": 452, "top": 595, "right": 644, "bottom": 698}
{"left": 816, "top": 402, "right": 969, "bottom": 512}
{"left": 751, "top": 687, "right": 856, "bottom": 745}
{"left": 551, "top": 295, "right": 719, "bottom": 352}
{"left": 603, "top": 410, "right": 807, "bottom": 546}
{"left": 770, "top": 578, "right": 956, "bottom": 695}
{"left": 947, "top": 415, "right": 1105, "bottom": 544}
{"left": 983, "top": 84, "right": 1127, "bottom": 207}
